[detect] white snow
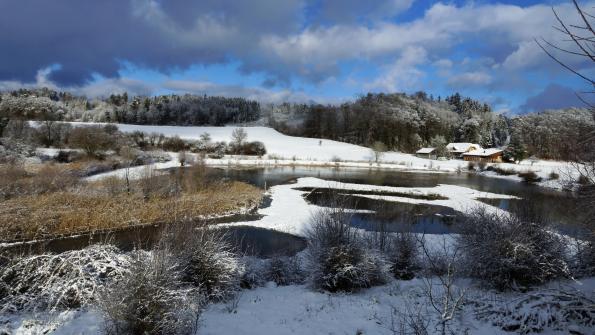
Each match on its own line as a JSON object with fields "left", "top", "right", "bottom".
{"left": 198, "top": 281, "right": 498, "bottom": 335}
{"left": 84, "top": 155, "right": 180, "bottom": 181}
{"left": 463, "top": 148, "right": 503, "bottom": 157}
{"left": 416, "top": 147, "right": 436, "bottom": 154}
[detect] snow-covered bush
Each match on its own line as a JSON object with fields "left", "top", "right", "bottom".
{"left": 160, "top": 223, "right": 243, "bottom": 301}
{"left": 457, "top": 209, "right": 569, "bottom": 290}
{"left": 365, "top": 230, "right": 419, "bottom": 280}
{"left": 242, "top": 141, "right": 267, "bottom": 157}
{"left": 239, "top": 256, "right": 266, "bottom": 289}
{"left": 518, "top": 171, "right": 542, "bottom": 183}
{"left": 570, "top": 234, "right": 595, "bottom": 277}
{"left": 0, "top": 244, "right": 128, "bottom": 313}
{"left": 471, "top": 287, "right": 595, "bottom": 334}
{"left": 265, "top": 255, "right": 305, "bottom": 286}
{"left": 386, "top": 232, "right": 419, "bottom": 280}
{"left": 98, "top": 249, "right": 201, "bottom": 335}
{"left": 305, "top": 207, "right": 391, "bottom": 292}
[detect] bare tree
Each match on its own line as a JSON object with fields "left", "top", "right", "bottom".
{"left": 536, "top": 1, "right": 594, "bottom": 108}
{"left": 231, "top": 128, "right": 248, "bottom": 154}
{"left": 418, "top": 235, "right": 467, "bottom": 335}
{"left": 537, "top": 1, "right": 595, "bottom": 231}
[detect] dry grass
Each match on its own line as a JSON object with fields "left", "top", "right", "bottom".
{"left": 0, "top": 181, "right": 262, "bottom": 242}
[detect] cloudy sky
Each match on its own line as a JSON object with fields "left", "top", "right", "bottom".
{"left": 0, "top": 0, "right": 593, "bottom": 113}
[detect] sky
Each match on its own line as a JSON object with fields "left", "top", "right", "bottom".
{"left": 0, "top": 0, "right": 593, "bottom": 113}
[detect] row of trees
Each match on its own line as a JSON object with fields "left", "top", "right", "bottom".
{"left": 2, "top": 88, "right": 593, "bottom": 158}
{"left": 2, "top": 89, "right": 261, "bottom": 127}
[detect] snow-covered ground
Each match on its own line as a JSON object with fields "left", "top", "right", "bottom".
{"left": 8, "top": 277, "right": 594, "bottom": 335}
{"left": 60, "top": 122, "right": 578, "bottom": 190}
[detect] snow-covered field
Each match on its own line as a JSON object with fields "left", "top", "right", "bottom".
{"left": 62, "top": 122, "right": 578, "bottom": 190}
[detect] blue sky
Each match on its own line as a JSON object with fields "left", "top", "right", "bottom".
{"left": 0, "top": 0, "right": 593, "bottom": 113}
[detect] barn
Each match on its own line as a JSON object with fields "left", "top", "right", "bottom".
{"left": 462, "top": 149, "right": 504, "bottom": 163}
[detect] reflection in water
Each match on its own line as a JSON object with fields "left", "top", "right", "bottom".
{"left": 3, "top": 217, "right": 306, "bottom": 258}
{"left": 350, "top": 213, "right": 458, "bottom": 234}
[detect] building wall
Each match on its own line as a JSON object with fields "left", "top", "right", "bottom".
{"left": 463, "top": 154, "right": 503, "bottom": 163}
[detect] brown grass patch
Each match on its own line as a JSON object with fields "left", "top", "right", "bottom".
{"left": 0, "top": 181, "right": 262, "bottom": 242}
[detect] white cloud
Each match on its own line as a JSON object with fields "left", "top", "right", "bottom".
{"left": 257, "top": 1, "right": 595, "bottom": 85}
{"left": 448, "top": 71, "right": 492, "bottom": 88}
{"left": 365, "top": 46, "right": 428, "bottom": 92}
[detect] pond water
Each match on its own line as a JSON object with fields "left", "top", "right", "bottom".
{"left": 3, "top": 215, "right": 306, "bottom": 258}
{"left": 206, "top": 166, "right": 583, "bottom": 235}
{"left": 4, "top": 166, "right": 582, "bottom": 257}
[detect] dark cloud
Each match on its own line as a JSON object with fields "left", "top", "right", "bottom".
{"left": 313, "top": 0, "right": 413, "bottom": 24}
{"left": 519, "top": 84, "right": 593, "bottom": 113}
{"left": 0, "top": 0, "right": 303, "bottom": 85}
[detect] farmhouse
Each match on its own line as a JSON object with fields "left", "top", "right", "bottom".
{"left": 446, "top": 142, "right": 482, "bottom": 158}
{"left": 462, "top": 148, "right": 504, "bottom": 163}
{"left": 415, "top": 147, "right": 437, "bottom": 159}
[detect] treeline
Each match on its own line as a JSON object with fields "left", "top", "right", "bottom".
{"left": 270, "top": 92, "right": 509, "bottom": 153}
{"left": 2, "top": 88, "right": 594, "bottom": 160}
{"left": 507, "top": 108, "right": 595, "bottom": 161}
{"left": 2, "top": 88, "right": 261, "bottom": 126}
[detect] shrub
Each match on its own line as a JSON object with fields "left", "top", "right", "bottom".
{"left": 477, "top": 161, "right": 487, "bottom": 171}
{"left": 243, "top": 141, "right": 267, "bottom": 157}
{"left": 68, "top": 126, "right": 114, "bottom": 157}
{"left": 98, "top": 250, "right": 201, "bottom": 335}
{"left": 577, "top": 175, "right": 590, "bottom": 185}
{"left": 518, "top": 171, "right": 542, "bottom": 183}
{"left": 160, "top": 223, "right": 242, "bottom": 301}
{"left": 467, "top": 162, "right": 475, "bottom": 171}
{"left": 386, "top": 232, "right": 418, "bottom": 280}
{"left": 0, "top": 245, "right": 126, "bottom": 313}
{"left": 492, "top": 166, "right": 517, "bottom": 176}
{"left": 305, "top": 207, "right": 391, "bottom": 292}
{"left": 0, "top": 163, "right": 78, "bottom": 199}
{"left": 457, "top": 208, "right": 569, "bottom": 290}
{"left": 239, "top": 257, "right": 266, "bottom": 289}
{"left": 549, "top": 171, "right": 560, "bottom": 180}
{"left": 570, "top": 233, "right": 595, "bottom": 277}
{"left": 55, "top": 150, "right": 77, "bottom": 163}
{"left": 264, "top": 255, "right": 304, "bottom": 286}
{"left": 161, "top": 136, "right": 188, "bottom": 152}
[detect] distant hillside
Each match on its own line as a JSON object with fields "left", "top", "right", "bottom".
{"left": 1, "top": 88, "right": 592, "bottom": 159}
{"left": 267, "top": 92, "right": 510, "bottom": 154}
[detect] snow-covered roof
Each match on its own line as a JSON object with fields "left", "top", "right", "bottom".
{"left": 463, "top": 148, "right": 503, "bottom": 157}
{"left": 446, "top": 143, "right": 481, "bottom": 152}
{"left": 416, "top": 147, "right": 436, "bottom": 154}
